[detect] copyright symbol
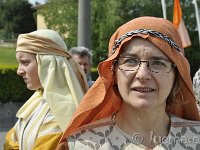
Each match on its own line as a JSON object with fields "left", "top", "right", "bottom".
{"left": 132, "top": 133, "right": 143, "bottom": 144}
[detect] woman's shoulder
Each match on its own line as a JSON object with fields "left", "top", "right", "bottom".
{"left": 70, "top": 116, "right": 114, "bottom": 137}
{"left": 68, "top": 117, "right": 114, "bottom": 141}
{"left": 170, "top": 115, "right": 200, "bottom": 127}
{"left": 67, "top": 116, "right": 115, "bottom": 148}
{"left": 169, "top": 115, "right": 200, "bottom": 138}
{"left": 160, "top": 115, "right": 200, "bottom": 149}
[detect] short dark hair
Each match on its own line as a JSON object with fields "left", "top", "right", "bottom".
{"left": 70, "top": 46, "right": 93, "bottom": 65}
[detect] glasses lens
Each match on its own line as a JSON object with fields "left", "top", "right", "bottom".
{"left": 117, "top": 57, "right": 174, "bottom": 73}
{"left": 149, "top": 60, "right": 172, "bottom": 73}
{"left": 118, "top": 57, "right": 140, "bottom": 71}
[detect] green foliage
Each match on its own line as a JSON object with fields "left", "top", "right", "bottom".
{"left": 91, "top": 0, "right": 124, "bottom": 65}
{"left": 91, "top": 67, "right": 98, "bottom": 80}
{"left": 0, "top": 0, "right": 36, "bottom": 39}
{"left": 0, "top": 1, "right": 4, "bottom": 29}
{"left": 38, "top": 0, "right": 78, "bottom": 48}
{"left": 0, "top": 46, "right": 17, "bottom": 66}
{"left": 0, "top": 68, "right": 33, "bottom": 103}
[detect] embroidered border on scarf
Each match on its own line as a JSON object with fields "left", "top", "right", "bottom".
{"left": 110, "top": 29, "right": 183, "bottom": 56}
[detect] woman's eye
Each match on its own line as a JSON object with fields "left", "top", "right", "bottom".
{"left": 125, "top": 58, "right": 136, "bottom": 63}
{"left": 21, "top": 61, "right": 30, "bottom": 66}
{"left": 151, "top": 60, "right": 166, "bottom": 66}
{"left": 124, "top": 58, "right": 138, "bottom": 65}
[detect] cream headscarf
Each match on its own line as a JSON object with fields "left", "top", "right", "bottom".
{"left": 16, "top": 29, "right": 88, "bottom": 131}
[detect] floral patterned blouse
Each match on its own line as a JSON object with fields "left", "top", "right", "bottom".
{"left": 193, "top": 68, "right": 200, "bottom": 108}
{"left": 67, "top": 114, "right": 200, "bottom": 150}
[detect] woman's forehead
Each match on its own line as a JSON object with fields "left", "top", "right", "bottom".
{"left": 16, "top": 51, "right": 35, "bottom": 59}
{"left": 121, "top": 38, "right": 168, "bottom": 59}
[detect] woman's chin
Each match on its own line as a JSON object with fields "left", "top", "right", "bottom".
{"left": 26, "top": 85, "right": 37, "bottom": 91}
{"left": 130, "top": 101, "right": 155, "bottom": 111}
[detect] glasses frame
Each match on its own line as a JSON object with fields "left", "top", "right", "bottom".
{"left": 116, "top": 57, "right": 176, "bottom": 74}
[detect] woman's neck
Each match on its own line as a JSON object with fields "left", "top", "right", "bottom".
{"left": 115, "top": 103, "right": 170, "bottom": 148}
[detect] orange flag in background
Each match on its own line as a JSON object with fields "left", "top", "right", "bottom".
{"left": 173, "top": 0, "right": 191, "bottom": 48}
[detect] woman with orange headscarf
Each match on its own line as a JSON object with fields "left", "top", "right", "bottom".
{"left": 4, "top": 29, "right": 88, "bottom": 150}
{"left": 57, "top": 17, "right": 200, "bottom": 149}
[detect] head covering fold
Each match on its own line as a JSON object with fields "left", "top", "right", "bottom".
{"left": 17, "top": 34, "right": 71, "bottom": 58}
{"left": 59, "top": 16, "right": 200, "bottom": 144}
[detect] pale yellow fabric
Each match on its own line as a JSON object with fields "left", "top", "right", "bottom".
{"left": 32, "top": 133, "right": 62, "bottom": 150}
{"left": 4, "top": 128, "right": 19, "bottom": 150}
{"left": 5, "top": 128, "right": 62, "bottom": 150}
{"left": 5, "top": 91, "right": 62, "bottom": 150}
{"left": 37, "top": 54, "right": 85, "bottom": 131}
{"left": 4, "top": 91, "right": 43, "bottom": 149}
{"left": 16, "top": 90, "right": 43, "bottom": 119}
{"left": 5, "top": 29, "right": 88, "bottom": 149}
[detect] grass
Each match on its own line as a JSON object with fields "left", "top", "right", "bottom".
{"left": 0, "top": 46, "right": 18, "bottom": 69}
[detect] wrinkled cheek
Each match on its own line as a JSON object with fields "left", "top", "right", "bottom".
{"left": 117, "top": 81, "right": 129, "bottom": 99}
{"left": 116, "top": 69, "right": 134, "bottom": 94}
{"left": 160, "top": 83, "right": 173, "bottom": 101}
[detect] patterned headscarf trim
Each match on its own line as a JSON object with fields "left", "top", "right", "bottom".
{"left": 111, "top": 29, "right": 183, "bottom": 56}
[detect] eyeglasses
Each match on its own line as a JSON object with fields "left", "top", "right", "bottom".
{"left": 116, "top": 57, "right": 176, "bottom": 73}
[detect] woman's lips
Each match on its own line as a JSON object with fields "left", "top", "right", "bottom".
{"left": 132, "top": 87, "right": 155, "bottom": 92}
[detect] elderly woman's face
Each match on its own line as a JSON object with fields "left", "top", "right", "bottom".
{"left": 16, "top": 51, "right": 42, "bottom": 90}
{"left": 116, "top": 38, "right": 175, "bottom": 110}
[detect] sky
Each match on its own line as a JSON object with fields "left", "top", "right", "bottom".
{"left": 28, "top": 0, "right": 46, "bottom": 5}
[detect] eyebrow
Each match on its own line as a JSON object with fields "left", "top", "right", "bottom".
{"left": 121, "top": 53, "right": 137, "bottom": 57}
{"left": 150, "top": 56, "right": 169, "bottom": 61}
{"left": 121, "top": 53, "right": 169, "bottom": 61}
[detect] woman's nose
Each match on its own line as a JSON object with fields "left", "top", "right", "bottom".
{"left": 17, "top": 67, "right": 24, "bottom": 76}
{"left": 135, "top": 63, "right": 151, "bottom": 81}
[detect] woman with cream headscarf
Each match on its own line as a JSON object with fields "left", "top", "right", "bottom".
{"left": 4, "top": 29, "right": 88, "bottom": 150}
{"left": 57, "top": 17, "right": 200, "bottom": 150}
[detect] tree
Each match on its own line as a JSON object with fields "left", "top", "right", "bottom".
{"left": 0, "top": 0, "right": 4, "bottom": 29}
{"left": 1, "top": 0, "right": 36, "bottom": 39}
{"left": 38, "top": 0, "right": 78, "bottom": 48}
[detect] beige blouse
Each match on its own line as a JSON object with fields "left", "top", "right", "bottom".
{"left": 68, "top": 114, "right": 200, "bottom": 150}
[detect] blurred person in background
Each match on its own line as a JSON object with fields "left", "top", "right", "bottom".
{"left": 70, "top": 46, "right": 94, "bottom": 88}
{"left": 4, "top": 29, "right": 88, "bottom": 150}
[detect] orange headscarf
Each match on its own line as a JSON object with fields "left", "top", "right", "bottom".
{"left": 57, "top": 16, "right": 200, "bottom": 148}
